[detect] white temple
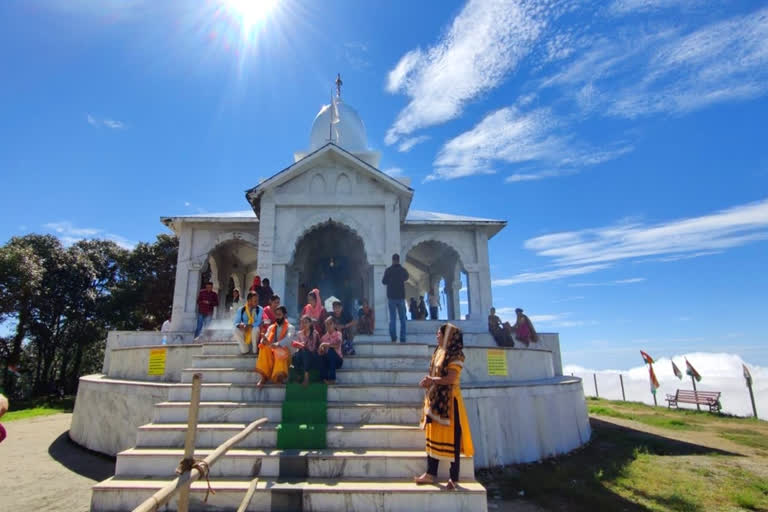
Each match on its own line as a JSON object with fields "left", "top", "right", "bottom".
{"left": 161, "top": 87, "right": 504, "bottom": 343}
{"left": 71, "top": 80, "right": 590, "bottom": 512}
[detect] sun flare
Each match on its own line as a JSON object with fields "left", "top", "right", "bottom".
{"left": 222, "top": 0, "right": 279, "bottom": 33}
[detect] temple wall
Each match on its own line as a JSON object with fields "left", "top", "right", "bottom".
{"left": 106, "top": 345, "right": 203, "bottom": 382}
{"left": 70, "top": 376, "right": 173, "bottom": 456}
{"left": 463, "top": 378, "right": 591, "bottom": 467}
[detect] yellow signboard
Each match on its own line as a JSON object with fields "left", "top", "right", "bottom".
{"left": 487, "top": 349, "right": 508, "bottom": 376}
{"left": 148, "top": 348, "right": 167, "bottom": 376}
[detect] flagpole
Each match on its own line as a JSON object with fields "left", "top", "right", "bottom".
{"left": 747, "top": 380, "right": 758, "bottom": 419}
{"left": 691, "top": 374, "right": 700, "bottom": 411}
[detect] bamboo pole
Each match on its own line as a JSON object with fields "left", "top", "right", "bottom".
{"left": 593, "top": 373, "right": 599, "bottom": 398}
{"left": 132, "top": 417, "right": 268, "bottom": 512}
{"left": 619, "top": 374, "right": 626, "bottom": 401}
{"left": 177, "top": 373, "right": 203, "bottom": 512}
{"left": 747, "top": 380, "right": 758, "bottom": 419}
{"left": 692, "top": 375, "right": 700, "bottom": 411}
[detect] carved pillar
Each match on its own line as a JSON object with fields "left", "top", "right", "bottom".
{"left": 373, "top": 264, "right": 388, "bottom": 335}
{"left": 170, "top": 223, "right": 202, "bottom": 332}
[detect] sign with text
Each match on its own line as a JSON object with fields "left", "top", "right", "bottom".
{"left": 148, "top": 348, "right": 167, "bottom": 376}
{"left": 487, "top": 349, "right": 508, "bottom": 376}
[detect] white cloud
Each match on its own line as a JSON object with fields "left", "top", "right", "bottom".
{"left": 429, "top": 106, "right": 633, "bottom": 181}
{"left": 397, "top": 135, "right": 430, "bottom": 153}
{"left": 565, "top": 352, "right": 768, "bottom": 418}
{"left": 569, "top": 277, "right": 646, "bottom": 287}
{"left": 542, "top": 8, "right": 768, "bottom": 119}
{"left": 342, "top": 41, "right": 371, "bottom": 70}
{"left": 384, "top": 0, "right": 547, "bottom": 144}
{"left": 383, "top": 167, "right": 405, "bottom": 178}
{"left": 609, "top": 0, "right": 706, "bottom": 15}
{"left": 496, "top": 310, "right": 596, "bottom": 328}
{"left": 43, "top": 221, "right": 135, "bottom": 250}
{"left": 552, "top": 296, "right": 585, "bottom": 303}
{"left": 524, "top": 198, "right": 768, "bottom": 266}
{"left": 102, "top": 119, "right": 125, "bottom": 129}
{"left": 87, "top": 113, "right": 127, "bottom": 129}
{"left": 492, "top": 263, "right": 610, "bottom": 287}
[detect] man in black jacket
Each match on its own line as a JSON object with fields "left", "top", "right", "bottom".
{"left": 382, "top": 253, "right": 409, "bottom": 343}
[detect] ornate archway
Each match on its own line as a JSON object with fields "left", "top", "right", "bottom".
{"left": 403, "top": 240, "right": 467, "bottom": 321}
{"left": 287, "top": 220, "right": 370, "bottom": 315}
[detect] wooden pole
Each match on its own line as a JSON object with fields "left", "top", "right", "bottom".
{"left": 691, "top": 375, "right": 700, "bottom": 411}
{"left": 619, "top": 374, "right": 626, "bottom": 401}
{"left": 132, "top": 417, "right": 268, "bottom": 512}
{"left": 593, "top": 373, "right": 599, "bottom": 398}
{"left": 747, "top": 380, "right": 758, "bottom": 419}
{"left": 177, "top": 373, "right": 203, "bottom": 512}
{"left": 652, "top": 392, "right": 657, "bottom": 406}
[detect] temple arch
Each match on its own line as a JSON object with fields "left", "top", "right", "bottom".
{"left": 403, "top": 240, "right": 468, "bottom": 321}
{"left": 195, "top": 232, "right": 259, "bottom": 316}
{"left": 286, "top": 220, "right": 371, "bottom": 316}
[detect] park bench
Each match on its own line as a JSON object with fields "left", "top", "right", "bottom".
{"left": 665, "top": 389, "right": 721, "bottom": 413}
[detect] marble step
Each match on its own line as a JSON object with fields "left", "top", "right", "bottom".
{"left": 115, "top": 448, "right": 474, "bottom": 480}
{"left": 190, "top": 354, "right": 430, "bottom": 371}
{"left": 153, "top": 401, "right": 422, "bottom": 424}
{"left": 91, "top": 477, "right": 488, "bottom": 512}
{"left": 168, "top": 383, "right": 426, "bottom": 403}
{"left": 201, "top": 341, "right": 432, "bottom": 357}
{"left": 136, "top": 423, "right": 424, "bottom": 449}
{"left": 180, "top": 368, "right": 426, "bottom": 386}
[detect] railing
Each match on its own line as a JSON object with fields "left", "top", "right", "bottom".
{"left": 132, "top": 374, "right": 267, "bottom": 512}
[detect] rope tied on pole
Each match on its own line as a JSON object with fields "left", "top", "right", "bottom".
{"left": 176, "top": 458, "right": 215, "bottom": 503}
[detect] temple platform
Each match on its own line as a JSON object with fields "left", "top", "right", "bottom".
{"left": 72, "top": 330, "right": 590, "bottom": 512}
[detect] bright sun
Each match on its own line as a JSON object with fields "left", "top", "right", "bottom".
{"left": 223, "top": 0, "right": 279, "bottom": 31}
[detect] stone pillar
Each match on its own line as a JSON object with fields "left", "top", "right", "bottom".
{"left": 373, "top": 264, "right": 388, "bottom": 336}
{"left": 256, "top": 196, "right": 276, "bottom": 284}
{"left": 271, "top": 263, "right": 286, "bottom": 310}
{"left": 451, "top": 278, "right": 462, "bottom": 321}
{"left": 474, "top": 230, "right": 494, "bottom": 319}
{"left": 467, "top": 271, "right": 482, "bottom": 321}
{"left": 170, "top": 224, "right": 202, "bottom": 332}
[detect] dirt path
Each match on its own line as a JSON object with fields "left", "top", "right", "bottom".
{"left": 0, "top": 413, "right": 115, "bottom": 512}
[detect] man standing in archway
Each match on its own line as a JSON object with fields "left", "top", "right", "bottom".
{"left": 382, "top": 253, "right": 409, "bottom": 343}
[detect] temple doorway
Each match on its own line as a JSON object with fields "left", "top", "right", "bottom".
{"left": 287, "top": 221, "right": 370, "bottom": 317}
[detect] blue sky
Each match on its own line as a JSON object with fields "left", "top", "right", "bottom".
{"left": 1, "top": 0, "right": 767, "bottom": 370}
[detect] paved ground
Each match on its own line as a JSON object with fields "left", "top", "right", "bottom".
{"left": 0, "top": 413, "right": 115, "bottom": 512}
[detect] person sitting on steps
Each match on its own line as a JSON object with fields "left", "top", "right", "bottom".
{"left": 233, "top": 291, "right": 262, "bottom": 354}
{"left": 255, "top": 306, "right": 295, "bottom": 389}
{"left": 318, "top": 316, "right": 343, "bottom": 385}
{"left": 291, "top": 315, "right": 320, "bottom": 387}
{"left": 331, "top": 300, "right": 357, "bottom": 356}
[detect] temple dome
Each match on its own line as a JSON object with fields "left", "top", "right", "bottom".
{"left": 309, "top": 100, "right": 368, "bottom": 152}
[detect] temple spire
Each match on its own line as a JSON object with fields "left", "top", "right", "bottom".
{"left": 335, "top": 73, "right": 343, "bottom": 98}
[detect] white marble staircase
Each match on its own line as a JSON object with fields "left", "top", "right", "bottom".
{"left": 91, "top": 334, "right": 488, "bottom": 512}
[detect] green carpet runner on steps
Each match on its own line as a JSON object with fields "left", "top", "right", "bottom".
{"left": 276, "top": 375, "right": 327, "bottom": 449}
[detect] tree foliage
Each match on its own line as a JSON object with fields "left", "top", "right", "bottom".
{"left": 0, "top": 233, "right": 178, "bottom": 399}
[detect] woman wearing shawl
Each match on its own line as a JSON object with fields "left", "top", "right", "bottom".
{"left": 512, "top": 307, "right": 538, "bottom": 347}
{"left": 249, "top": 275, "right": 262, "bottom": 293}
{"left": 414, "top": 323, "right": 474, "bottom": 490}
{"left": 255, "top": 306, "right": 295, "bottom": 388}
{"left": 301, "top": 288, "right": 326, "bottom": 336}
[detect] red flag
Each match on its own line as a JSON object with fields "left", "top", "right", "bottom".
{"left": 685, "top": 359, "right": 702, "bottom": 382}
{"left": 672, "top": 360, "right": 683, "bottom": 380}
{"left": 640, "top": 350, "right": 654, "bottom": 365}
{"left": 649, "top": 365, "right": 660, "bottom": 394}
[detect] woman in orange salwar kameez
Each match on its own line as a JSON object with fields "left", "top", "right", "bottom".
{"left": 414, "top": 323, "right": 474, "bottom": 490}
{"left": 255, "top": 306, "right": 295, "bottom": 388}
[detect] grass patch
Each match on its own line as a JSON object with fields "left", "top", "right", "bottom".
{"left": 479, "top": 417, "right": 768, "bottom": 512}
{"left": 720, "top": 429, "right": 768, "bottom": 451}
{"left": 3, "top": 396, "right": 74, "bottom": 421}
{"left": 588, "top": 401, "right": 700, "bottom": 432}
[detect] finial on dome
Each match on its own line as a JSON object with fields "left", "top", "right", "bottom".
{"left": 335, "top": 73, "right": 343, "bottom": 98}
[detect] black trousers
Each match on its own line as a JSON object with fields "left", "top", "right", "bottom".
{"left": 426, "top": 398, "right": 461, "bottom": 481}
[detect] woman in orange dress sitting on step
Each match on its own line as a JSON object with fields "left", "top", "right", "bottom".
{"left": 414, "top": 323, "right": 474, "bottom": 490}
{"left": 255, "top": 306, "right": 295, "bottom": 389}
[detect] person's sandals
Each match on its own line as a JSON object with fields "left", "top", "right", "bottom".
{"left": 413, "top": 473, "right": 435, "bottom": 485}
{"left": 446, "top": 479, "right": 458, "bottom": 491}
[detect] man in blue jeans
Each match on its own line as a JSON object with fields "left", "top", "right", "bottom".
{"left": 382, "top": 253, "right": 409, "bottom": 343}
